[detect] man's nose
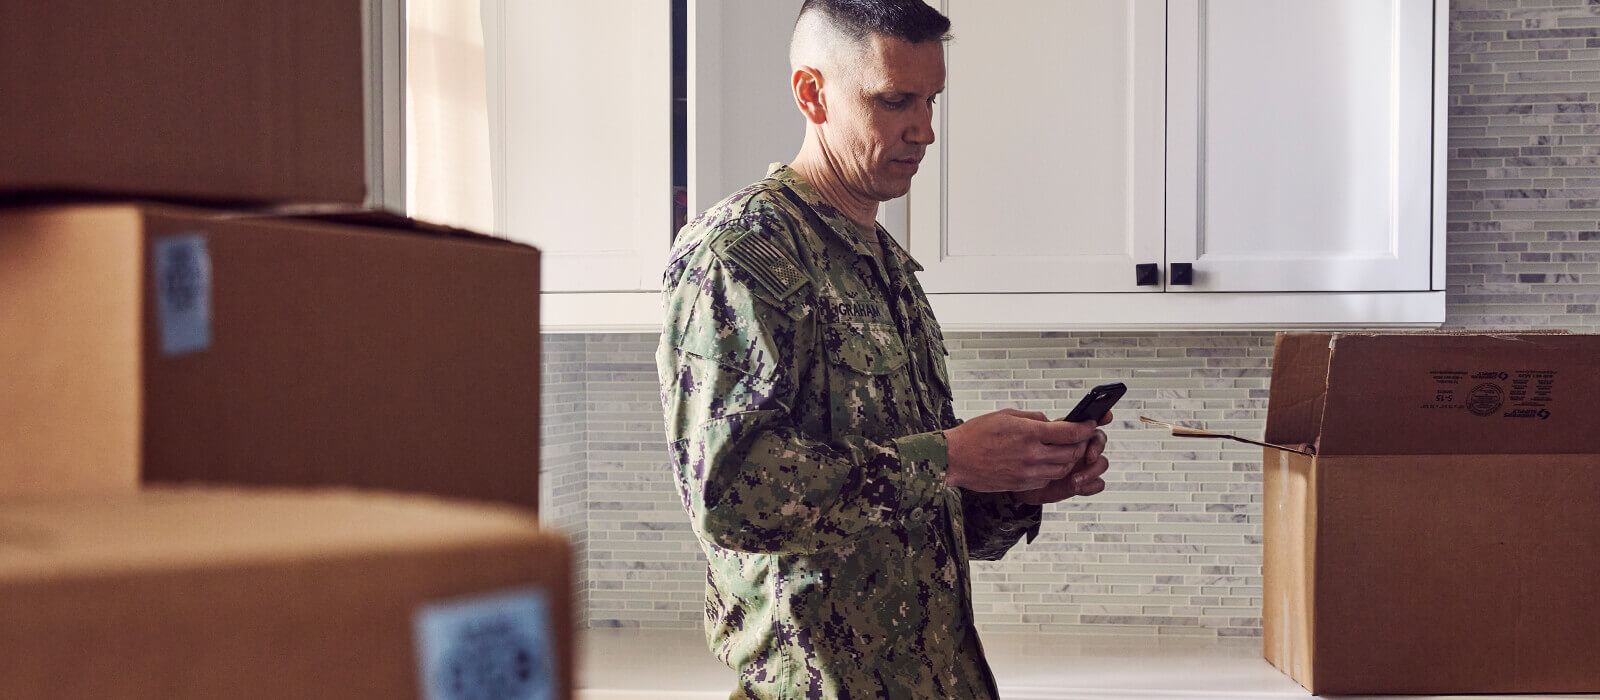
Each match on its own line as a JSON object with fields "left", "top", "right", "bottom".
{"left": 906, "top": 107, "right": 936, "bottom": 146}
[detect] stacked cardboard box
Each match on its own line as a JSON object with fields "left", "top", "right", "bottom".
{"left": 2, "top": 3, "right": 558, "bottom": 697}
{"left": 1259, "top": 333, "right": 1600, "bottom": 695}
{"left": 1, "top": 0, "right": 541, "bottom": 512}
{"left": 0, "top": 203, "right": 542, "bottom": 511}
{"left": 0, "top": 0, "right": 367, "bottom": 204}
{"left": 0, "top": 487, "right": 572, "bottom": 700}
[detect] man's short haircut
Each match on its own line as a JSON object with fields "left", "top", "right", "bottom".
{"left": 797, "top": 0, "right": 951, "bottom": 45}
{"left": 790, "top": 0, "right": 951, "bottom": 71}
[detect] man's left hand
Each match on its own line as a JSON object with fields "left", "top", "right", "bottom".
{"left": 1013, "top": 411, "right": 1112, "bottom": 506}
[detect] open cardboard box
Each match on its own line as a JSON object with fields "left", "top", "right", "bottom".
{"left": 1145, "top": 332, "right": 1600, "bottom": 695}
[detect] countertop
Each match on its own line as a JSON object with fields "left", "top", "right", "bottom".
{"left": 579, "top": 629, "right": 1600, "bottom": 700}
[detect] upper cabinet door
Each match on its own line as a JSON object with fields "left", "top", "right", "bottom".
{"left": 489, "top": 0, "right": 671, "bottom": 292}
{"left": 907, "top": 0, "right": 1167, "bottom": 293}
{"left": 687, "top": 0, "right": 805, "bottom": 218}
{"left": 1166, "top": 0, "right": 1434, "bottom": 292}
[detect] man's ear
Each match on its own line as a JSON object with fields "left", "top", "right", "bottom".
{"left": 792, "top": 66, "right": 827, "bottom": 125}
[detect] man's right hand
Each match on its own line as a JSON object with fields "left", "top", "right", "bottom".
{"left": 943, "top": 408, "right": 1101, "bottom": 492}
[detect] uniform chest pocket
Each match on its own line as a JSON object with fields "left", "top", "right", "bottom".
{"left": 828, "top": 322, "right": 909, "bottom": 375}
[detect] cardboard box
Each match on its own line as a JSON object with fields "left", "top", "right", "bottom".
{"left": 1257, "top": 332, "right": 1600, "bottom": 695}
{"left": 0, "top": 487, "right": 572, "bottom": 700}
{"left": 0, "top": 202, "right": 540, "bottom": 511}
{"left": 0, "top": 1, "right": 367, "bottom": 204}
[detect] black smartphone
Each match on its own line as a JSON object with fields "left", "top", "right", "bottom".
{"left": 1061, "top": 382, "right": 1126, "bottom": 423}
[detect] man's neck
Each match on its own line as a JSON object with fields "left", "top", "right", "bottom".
{"left": 790, "top": 141, "right": 879, "bottom": 233}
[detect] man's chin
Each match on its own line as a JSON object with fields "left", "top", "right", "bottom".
{"left": 873, "top": 178, "right": 915, "bottom": 201}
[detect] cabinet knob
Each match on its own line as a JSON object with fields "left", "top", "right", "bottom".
{"left": 1170, "top": 263, "right": 1194, "bottom": 286}
{"left": 1135, "top": 263, "right": 1159, "bottom": 286}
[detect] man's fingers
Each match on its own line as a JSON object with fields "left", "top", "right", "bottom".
{"left": 999, "top": 408, "right": 1049, "bottom": 421}
{"left": 1018, "top": 478, "right": 1075, "bottom": 505}
{"left": 1018, "top": 471, "right": 1098, "bottom": 505}
{"left": 1097, "top": 410, "right": 1115, "bottom": 427}
{"left": 1042, "top": 479, "right": 1079, "bottom": 502}
{"left": 1017, "top": 482, "right": 1068, "bottom": 501}
{"left": 1032, "top": 442, "right": 1085, "bottom": 466}
{"left": 1084, "top": 429, "right": 1108, "bottom": 463}
{"left": 1020, "top": 463, "right": 1075, "bottom": 490}
{"left": 1075, "top": 477, "right": 1107, "bottom": 497}
{"left": 1034, "top": 419, "right": 1097, "bottom": 445}
{"left": 1073, "top": 456, "right": 1109, "bottom": 483}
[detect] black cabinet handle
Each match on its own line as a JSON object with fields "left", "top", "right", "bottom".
{"left": 1170, "top": 263, "right": 1193, "bottom": 286}
{"left": 1136, "top": 263, "right": 1159, "bottom": 286}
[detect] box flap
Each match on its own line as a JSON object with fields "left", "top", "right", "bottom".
{"left": 221, "top": 205, "right": 535, "bottom": 250}
{"left": 1265, "top": 333, "right": 1334, "bottom": 451}
{"left": 0, "top": 199, "right": 535, "bottom": 251}
{"left": 1315, "top": 333, "right": 1600, "bottom": 455}
{"left": 1139, "top": 417, "right": 1312, "bottom": 455}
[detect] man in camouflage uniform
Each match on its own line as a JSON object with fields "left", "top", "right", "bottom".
{"left": 656, "top": 1, "right": 1112, "bottom": 697}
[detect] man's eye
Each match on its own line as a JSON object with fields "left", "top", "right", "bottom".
{"left": 881, "top": 97, "right": 907, "bottom": 110}
{"left": 927, "top": 96, "right": 938, "bottom": 107}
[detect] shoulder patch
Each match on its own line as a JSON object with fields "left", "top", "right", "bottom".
{"left": 712, "top": 228, "right": 809, "bottom": 302}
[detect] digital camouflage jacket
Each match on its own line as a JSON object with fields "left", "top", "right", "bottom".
{"left": 656, "top": 164, "right": 1043, "bottom": 699}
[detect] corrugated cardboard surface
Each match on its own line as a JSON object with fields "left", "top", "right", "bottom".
{"left": 1261, "top": 448, "right": 1316, "bottom": 691}
{"left": 0, "top": 488, "right": 573, "bottom": 699}
{"left": 0, "top": 1, "right": 366, "bottom": 204}
{"left": 1265, "top": 332, "right": 1600, "bottom": 456}
{"left": 0, "top": 203, "right": 541, "bottom": 512}
{"left": 1263, "top": 333, "right": 1600, "bottom": 695}
{"left": 0, "top": 206, "right": 144, "bottom": 496}
{"left": 1316, "top": 333, "right": 1600, "bottom": 456}
{"left": 1262, "top": 333, "right": 1333, "bottom": 450}
{"left": 1317, "top": 453, "right": 1600, "bottom": 693}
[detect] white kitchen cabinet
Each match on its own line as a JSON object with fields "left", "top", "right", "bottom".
{"left": 909, "top": 0, "right": 1439, "bottom": 298}
{"left": 906, "top": 0, "right": 1167, "bottom": 294}
{"left": 484, "top": 0, "right": 671, "bottom": 293}
{"left": 688, "top": 0, "right": 806, "bottom": 219}
{"left": 1164, "top": 0, "right": 1436, "bottom": 293}
{"left": 498, "top": 0, "right": 1448, "bottom": 331}
{"left": 484, "top": 0, "right": 799, "bottom": 329}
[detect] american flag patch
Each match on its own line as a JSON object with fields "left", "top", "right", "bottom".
{"left": 716, "top": 230, "right": 808, "bottom": 300}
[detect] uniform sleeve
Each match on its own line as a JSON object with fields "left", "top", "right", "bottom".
{"left": 959, "top": 489, "right": 1042, "bottom": 561}
{"left": 923, "top": 324, "right": 1044, "bottom": 561}
{"left": 657, "top": 240, "right": 949, "bottom": 556}
{"left": 937, "top": 412, "right": 1043, "bottom": 560}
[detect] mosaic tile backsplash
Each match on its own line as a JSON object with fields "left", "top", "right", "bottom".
{"left": 537, "top": 0, "right": 1600, "bottom": 637}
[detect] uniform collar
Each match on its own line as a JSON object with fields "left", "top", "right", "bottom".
{"left": 768, "top": 163, "right": 924, "bottom": 273}
{"left": 768, "top": 163, "right": 880, "bottom": 261}
{"left": 877, "top": 224, "right": 924, "bottom": 273}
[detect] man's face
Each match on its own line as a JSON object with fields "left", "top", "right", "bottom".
{"left": 825, "top": 34, "right": 945, "bottom": 202}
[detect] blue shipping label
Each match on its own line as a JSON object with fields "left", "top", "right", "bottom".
{"left": 152, "top": 233, "right": 212, "bottom": 356}
{"left": 415, "top": 587, "right": 555, "bottom": 700}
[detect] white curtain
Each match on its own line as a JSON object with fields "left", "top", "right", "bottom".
{"left": 406, "top": 0, "right": 495, "bottom": 233}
